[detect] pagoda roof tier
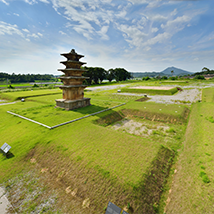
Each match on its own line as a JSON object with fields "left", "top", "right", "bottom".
{"left": 58, "top": 68, "right": 85, "bottom": 72}
{"left": 57, "top": 85, "right": 88, "bottom": 88}
{"left": 60, "top": 60, "right": 86, "bottom": 65}
{"left": 60, "top": 76, "right": 89, "bottom": 80}
{"left": 61, "top": 49, "right": 84, "bottom": 61}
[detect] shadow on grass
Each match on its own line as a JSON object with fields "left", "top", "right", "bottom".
{"left": 71, "top": 104, "right": 108, "bottom": 115}
{"left": 1, "top": 151, "right": 15, "bottom": 159}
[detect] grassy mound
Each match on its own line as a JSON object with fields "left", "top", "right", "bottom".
{"left": 134, "top": 146, "right": 174, "bottom": 213}
{"left": 93, "top": 111, "right": 124, "bottom": 126}
{"left": 95, "top": 102, "right": 190, "bottom": 126}
{"left": 121, "top": 87, "right": 178, "bottom": 95}
{"left": 121, "top": 107, "right": 189, "bottom": 124}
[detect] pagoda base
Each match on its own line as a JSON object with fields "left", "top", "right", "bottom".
{"left": 55, "top": 98, "right": 91, "bottom": 110}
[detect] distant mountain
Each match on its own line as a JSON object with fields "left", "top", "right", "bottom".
{"left": 160, "top": 66, "right": 192, "bottom": 76}
{"left": 131, "top": 66, "right": 193, "bottom": 78}
{"left": 131, "top": 72, "right": 160, "bottom": 78}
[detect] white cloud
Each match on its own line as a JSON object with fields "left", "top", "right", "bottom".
{"left": 161, "top": 15, "right": 191, "bottom": 30}
{"left": 171, "top": 8, "right": 177, "bottom": 16}
{"left": 24, "top": 0, "right": 49, "bottom": 4}
{"left": 1, "top": 0, "right": 9, "bottom": 5}
{"left": 59, "top": 30, "right": 66, "bottom": 35}
{"left": 37, "top": 32, "right": 43, "bottom": 37}
{"left": 13, "top": 13, "right": 19, "bottom": 16}
{"left": 117, "top": 24, "right": 148, "bottom": 47}
{"left": 0, "top": 21, "right": 24, "bottom": 37}
{"left": 151, "top": 27, "right": 158, "bottom": 33}
{"left": 22, "top": 28, "right": 30, "bottom": 33}
{"left": 149, "top": 14, "right": 167, "bottom": 21}
{"left": 143, "top": 32, "right": 171, "bottom": 46}
{"left": 39, "top": 0, "right": 49, "bottom": 3}
{"left": 144, "top": 46, "right": 151, "bottom": 51}
{"left": 97, "top": 25, "right": 109, "bottom": 40}
{"left": 30, "top": 33, "right": 39, "bottom": 38}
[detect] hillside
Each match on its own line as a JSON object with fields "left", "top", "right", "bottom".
{"left": 131, "top": 67, "right": 192, "bottom": 78}
{"left": 160, "top": 66, "right": 192, "bottom": 76}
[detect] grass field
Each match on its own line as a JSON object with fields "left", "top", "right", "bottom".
{"left": 1, "top": 84, "right": 211, "bottom": 213}
{"left": 121, "top": 86, "right": 179, "bottom": 95}
{"left": 165, "top": 87, "right": 214, "bottom": 213}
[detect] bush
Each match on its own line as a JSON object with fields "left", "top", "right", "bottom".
{"left": 8, "top": 85, "right": 14, "bottom": 89}
{"left": 32, "top": 84, "right": 39, "bottom": 88}
{"left": 194, "top": 75, "right": 205, "bottom": 80}
{"left": 142, "top": 76, "right": 150, "bottom": 81}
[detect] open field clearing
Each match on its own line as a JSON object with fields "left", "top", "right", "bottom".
{"left": 0, "top": 82, "right": 214, "bottom": 213}
{"left": 130, "top": 86, "right": 174, "bottom": 90}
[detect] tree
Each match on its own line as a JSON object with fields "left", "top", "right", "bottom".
{"left": 113, "top": 68, "right": 131, "bottom": 82}
{"left": 94, "top": 67, "right": 107, "bottom": 83}
{"left": 202, "top": 67, "right": 210, "bottom": 73}
{"left": 161, "top": 76, "right": 168, "bottom": 80}
{"left": 82, "top": 66, "right": 107, "bottom": 84}
{"left": 194, "top": 75, "right": 205, "bottom": 80}
{"left": 171, "top": 70, "right": 174, "bottom": 76}
{"left": 142, "top": 76, "right": 150, "bottom": 81}
{"left": 107, "top": 69, "right": 115, "bottom": 82}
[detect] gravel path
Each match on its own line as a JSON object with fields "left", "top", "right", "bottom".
{"left": 116, "top": 88, "right": 200, "bottom": 104}
{"left": 0, "top": 187, "right": 14, "bottom": 214}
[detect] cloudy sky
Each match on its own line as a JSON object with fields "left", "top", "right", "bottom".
{"left": 0, "top": 0, "right": 214, "bottom": 75}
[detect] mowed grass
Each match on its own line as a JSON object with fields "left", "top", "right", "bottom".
{"left": 0, "top": 89, "right": 61, "bottom": 101}
{"left": 0, "top": 92, "right": 161, "bottom": 212}
{"left": 121, "top": 86, "right": 178, "bottom": 95}
{"left": 0, "top": 88, "right": 188, "bottom": 213}
{"left": 6, "top": 91, "right": 125, "bottom": 126}
{"left": 166, "top": 88, "right": 214, "bottom": 213}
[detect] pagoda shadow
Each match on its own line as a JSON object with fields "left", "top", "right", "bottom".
{"left": 71, "top": 104, "right": 108, "bottom": 115}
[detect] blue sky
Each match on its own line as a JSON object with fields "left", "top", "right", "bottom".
{"left": 0, "top": 0, "right": 214, "bottom": 75}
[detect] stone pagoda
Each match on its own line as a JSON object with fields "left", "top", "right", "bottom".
{"left": 55, "top": 49, "right": 91, "bottom": 110}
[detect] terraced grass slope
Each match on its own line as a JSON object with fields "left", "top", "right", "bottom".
{"left": 121, "top": 87, "right": 179, "bottom": 95}
{"left": 0, "top": 89, "right": 188, "bottom": 213}
{"left": 166, "top": 88, "right": 214, "bottom": 213}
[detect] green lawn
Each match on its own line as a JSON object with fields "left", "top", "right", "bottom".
{"left": 121, "top": 87, "right": 178, "bottom": 95}
{"left": 0, "top": 87, "right": 189, "bottom": 213}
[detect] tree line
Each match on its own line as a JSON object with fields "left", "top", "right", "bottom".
{"left": 0, "top": 73, "right": 56, "bottom": 83}
{"left": 82, "top": 67, "right": 132, "bottom": 85}
{"left": 193, "top": 67, "right": 214, "bottom": 76}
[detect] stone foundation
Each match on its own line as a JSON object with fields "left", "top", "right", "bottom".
{"left": 55, "top": 98, "right": 91, "bottom": 110}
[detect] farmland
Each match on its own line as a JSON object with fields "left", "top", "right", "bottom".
{"left": 0, "top": 80, "right": 214, "bottom": 213}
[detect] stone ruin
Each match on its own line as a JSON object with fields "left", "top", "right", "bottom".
{"left": 55, "top": 49, "right": 91, "bottom": 110}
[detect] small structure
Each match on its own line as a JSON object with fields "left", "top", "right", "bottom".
{"left": 0, "top": 143, "right": 11, "bottom": 155}
{"left": 55, "top": 49, "right": 91, "bottom": 110}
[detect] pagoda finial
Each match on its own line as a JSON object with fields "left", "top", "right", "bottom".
{"left": 70, "top": 49, "right": 76, "bottom": 54}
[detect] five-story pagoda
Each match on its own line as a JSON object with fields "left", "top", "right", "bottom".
{"left": 55, "top": 49, "right": 91, "bottom": 110}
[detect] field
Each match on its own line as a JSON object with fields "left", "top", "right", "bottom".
{"left": 165, "top": 87, "right": 214, "bottom": 213}
{"left": 0, "top": 81, "right": 214, "bottom": 213}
